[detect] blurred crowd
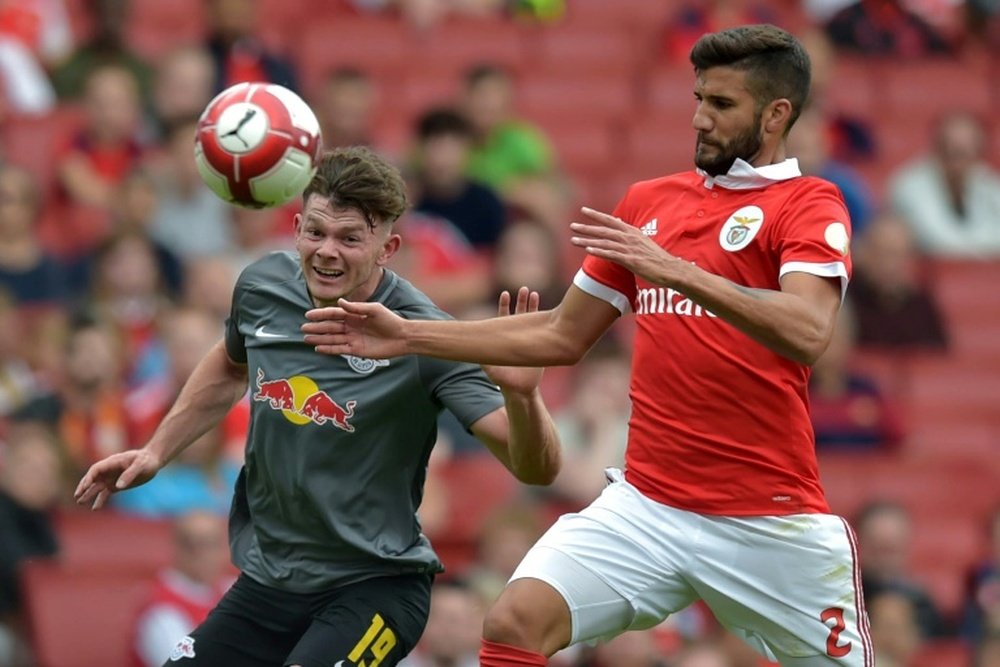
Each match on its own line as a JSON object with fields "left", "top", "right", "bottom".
{"left": 0, "top": 0, "right": 998, "bottom": 666}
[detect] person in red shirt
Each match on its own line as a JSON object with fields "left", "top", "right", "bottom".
{"left": 128, "top": 510, "right": 234, "bottom": 667}
{"left": 303, "top": 24, "right": 872, "bottom": 667}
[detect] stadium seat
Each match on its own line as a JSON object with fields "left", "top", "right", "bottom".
{"left": 563, "top": 0, "right": 673, "bottom": 33}
{"left": 0, "top": 106, "right": 82, "bottom": 193}
{"left": 642, "top": 64, "right": 698, "bottom": 113}
{"left": 822, "top": 55, "right": 877, "bottom": 119}
{"left": 516, "top": 72, "right": 637, "bottom": 124}
{"left": 296, "top": 17, "right": 412, "bottom": 95}
{"left": 534, "top": 24, "right": 641, "bottom": 77}
{"left": 623, "top": 113, "right": 698, "bottom": 177}
{"left": 126, "top": 0, "right": 206, "bottom": 59}
{"left": 53, "top": 509, "right": 174, "bottom": 572}
{"left": 20, "top": 559, "right": 152, "bottom": 667}
{"left": 879, "top": 59, "right": 992, "bottom": 126}
{"left": 913, "top": 639, "right": 972, "bottom": 667}
{"left": 529, "top": 115, "right": 621, "bottom": 177}
{"left": 409, "top": 17, "right": 529, "bottom": 77}
{"left": 426, "top": 454, "right": 521, "bottom": 573}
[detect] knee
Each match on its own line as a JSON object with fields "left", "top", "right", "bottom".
{"left": 482, "top": 583, "right": 569, "bottom": 655}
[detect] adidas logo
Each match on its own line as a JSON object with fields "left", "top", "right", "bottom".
{"left": 640, "top": 218, "right": 658, "bottom": 236}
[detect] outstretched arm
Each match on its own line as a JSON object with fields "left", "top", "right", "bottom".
{"left": 74, "top": 340, "right": 248, "bottom": 509}
{"left": 468, "top": 288, "right": 562, "bottom": 486}
{"left": 302, "top": 285, "right": 620, "bottom": 367}
{"left": 570, "top": 207, "right": 842, "bottom": 364}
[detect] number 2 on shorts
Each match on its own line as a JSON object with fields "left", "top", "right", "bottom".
{"left": 347, "top": 612, "right": 398, "bottom": 666}
{"left": 820, "top": 607, "right": 852, "bottom": 658}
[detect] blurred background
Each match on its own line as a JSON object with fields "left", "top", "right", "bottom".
{"left": 0, "top": 0, "right": 998, "bottom": 666}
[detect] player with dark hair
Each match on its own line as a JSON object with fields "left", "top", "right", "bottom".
{"left": 75, "top": 146, "right": 562, "bottom": 667}
{"left": 303, "top": 25, "right": 873, "bottom": 666}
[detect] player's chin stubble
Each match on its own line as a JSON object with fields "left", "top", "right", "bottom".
{"left": 695, "top": 121, "right": 764, "bottom": 177}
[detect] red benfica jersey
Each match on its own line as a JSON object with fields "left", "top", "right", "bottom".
{"left": 576, "top": 159, "right": 851, "bottom": 516}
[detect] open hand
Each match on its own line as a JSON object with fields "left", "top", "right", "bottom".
{"left": 570, "top": 206, "right": 679, "bottom": 285}
{"left": 74, "top": 448, "right": 162, "bottom": 510}
{"left": 482, "top": 287, "right": 544, "bottom": 396}
{"left": 302, "top": 300, "right": 408, "bottom": 359}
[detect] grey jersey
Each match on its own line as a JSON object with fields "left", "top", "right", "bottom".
{"left": 224, "top": 252, "right": 504, "bottom": 592}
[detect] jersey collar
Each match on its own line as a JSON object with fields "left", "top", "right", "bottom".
{"left": 699, "top": 157, "right": 801, "bottom": 190}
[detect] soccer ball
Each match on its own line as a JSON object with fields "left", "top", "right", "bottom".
{"left": 194, "top": 82, "right": 322, "bottom": 209}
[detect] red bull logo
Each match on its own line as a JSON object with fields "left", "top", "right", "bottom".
{"left": 253, "top": 369, "right": 356, "bottom": 432}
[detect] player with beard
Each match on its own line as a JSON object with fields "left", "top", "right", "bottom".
{"left": 302, "top": 25, "right": 871, "bottom": 666}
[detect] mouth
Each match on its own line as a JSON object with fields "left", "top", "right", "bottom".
{"left": 313, "top": 267, "right": 344, "bottom": 281}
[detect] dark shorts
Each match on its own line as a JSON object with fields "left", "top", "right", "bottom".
{"left": 165, "top": 572, "right": 433, "bottom": 667}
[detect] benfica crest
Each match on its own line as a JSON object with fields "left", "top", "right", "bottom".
{"left": 719, "top": 206, "right": 764, "bottom": 252}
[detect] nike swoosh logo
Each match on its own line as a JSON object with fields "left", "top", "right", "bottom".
{"left": 254, "top": 326, "right": 287, "bottom": 339}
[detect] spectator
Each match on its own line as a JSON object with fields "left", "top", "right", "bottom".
{"left": 85, "top": 232, "right": 174, "bottom": 385}
{"left": 577, "top": 630, "right": 669, "bottom": 667}
{"left": 389, "top": 210, "right": 491, "bottom": 315}
{"left": 18, "top": 313, "right": 130, "bottom": 478}
{"left": 51, "top": 62, "right": 146, "bottom": 258}
{"left": 961, "top": 507, "right": 1000, "bottom": 644}
{"left": 0, "top": 164, "right": 74, "bottom": 307}
{"left": 412, "top": 107, "right": 507, "bottom": 253}
{"left": 0, "top": 421, "right": 62, "bottom": 664}
{"left": 850, "top": 213, "right": 948, "bottom": 351}
{"left": 313, "top": 66, "right": 378, "bottom": 150}
{"left": 180, "top": 256, "right": 237, "bottom": 325}
{"left": 113, "top": 424, "right": 240, "bottom": 518}
{"left": 0, "top": 35, "right": 57, "bottom": 116}
{"left": 49, "top": 0, "right": 152, "bottom": 102}
{"left": 146, "top": 118, "right": 234, "bottom": 261}
{"left": 466, "top": 503, "right": 546, "bottom": 605}
{"left": 824, "top": 0, "right": 953, "bottom": 56}
{"left": 112, "top": 169, "right": 185, "bottom": 297}
{"left": 888, "top": 111, "right": 1000, "bottom": 257}
{"left": 128, "top": 510, "right": 234, "bottom": 667}
{"left": 490, "top": 215, "right": 566, "bottom": 311}
{"left": 547, "top": 338, "right": 631, "bottom": 507}
{"left": 809, "top": 301, "right": 905, "bottom": 450}
{"left": 855, "top": 500, "right": 948, "bottom": 638}
{"left": 125, "top": 306, "right": 247, "bottom": 449}
{"left": 0, "top": 0, "right": 74, "bottom": 68}
{"left": 460, "top": 64, "right": 555, "bottom": 194}
{"left": 787, "top": 104, "right": 875, "bottom": 237}
{"left": 797, "top": 28, "right": 876, "bottom": 164}
{"left": 204, "top": 0, "right": 299, "bottom": 93}
{"left": 868, "top": 586, "right": 923, "bottom": 667}
{"left": 400, "top": 579, "right": 485, "bottom": 667}
{"left": 978, "top": 633, "right": 1000, "bottom": 667}
{"left": 0, "top": 291, "right": 44, "bottom": 417}
{"left": 661, "top": 1, "right": 781, "bottom": 62}
{"left": 149, "top": 46, "right": 216, "bottom": 142}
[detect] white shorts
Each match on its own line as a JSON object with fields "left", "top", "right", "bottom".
{"left": 511, "top": 469, "right": 873, "bottom": 666}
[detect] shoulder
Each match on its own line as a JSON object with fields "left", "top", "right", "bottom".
{"left": 234, "top": 251, "right": 299, "bottom": 293}
{"left": 380, "top": 270, "right": 453, "bottom": 322}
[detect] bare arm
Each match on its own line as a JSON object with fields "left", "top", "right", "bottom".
{"left": 456, "top": 288, "right": 562, "bottom": 485}
{"left": 302, "top": 286, "right": 620, "bottom": 367}
{"left": 570, "top": 207, "right": 842, "bottom": 365}
{"left": 74, "top": 340, "right": 248, "bottom": 509}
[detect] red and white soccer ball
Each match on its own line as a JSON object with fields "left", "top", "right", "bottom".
{"left": 194, "top": 82, "right": 322, "bottom": 209}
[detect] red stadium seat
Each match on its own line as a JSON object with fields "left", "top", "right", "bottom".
{"left": 534, "top": 24, "right": 641, "bottom": 77}
{"left": 822, "top": 55, "right": 877, "bottom": 120}
{"left": 296, "top": 17, "right": 412, "bottom": 96}
{"left": 53, "top": 509, "right": 174, "bottom": 572}
{"left": 643, "top": 64, "right": 698, "bottom": 113}
{"left": 0, "top": 106, "right": 82, "bottom": 193}
{"left": 20, "top": 560, "right": 152, "bottom": 667}
{"left": 126, "top": 0, "right": 207, "bottom": 59}
{"left": 879, "top": 58, "right": 992, "bottom": 126}
{"left": 623, "top": 113, "right": 698, "bottom": 178}
{"left": 517, "top": 72, "right": 636, "bottom": 124}
{"left": 913, "top": 639, "right": 972, "bottom": 667}
{"left": 409, "top": 17, "right": 529, "bottom": 77}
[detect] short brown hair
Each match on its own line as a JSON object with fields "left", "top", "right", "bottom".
{"left": 690, "top": 24, "right": 811, "bottom": 132}
{"left": 302, "top": 147, "right": 408, "bottom": 229}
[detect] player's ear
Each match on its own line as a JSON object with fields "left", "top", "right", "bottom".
{"left": 763, "top": 98, "right": 793, "bottom": 136}
{"left": 292, "top": 212, "right": 303, "bottom": 235}
{"left": 377, "top": 233, "right": 402, "bottom": 265}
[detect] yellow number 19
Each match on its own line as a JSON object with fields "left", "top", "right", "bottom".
{"left": 347, "top": 613, "right": 398, "bottom": 667}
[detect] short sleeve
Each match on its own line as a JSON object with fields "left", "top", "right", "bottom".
{"left": 773, "top": 179, "right": 853, "bottom": 298}
{"left": 224, "top": 274, "right": 248, "bottom": 364}
{"left": 577, "top": 188, "right": 639, "bottom": 313}
{"left": 420, "top": 357, "right": 504, "bottom": 432}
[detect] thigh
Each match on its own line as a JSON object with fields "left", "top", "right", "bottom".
{"left": 694, "top": 513, "right": 873, "bottom": 667}
{"left": 175, "top": 574, "right": 306, "bottom": 667}
{"left": 285, "top": 574, "right": 433, "bottom": 667}
{"left": 511, "top": 472, "right": 698, "bottom": 646}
